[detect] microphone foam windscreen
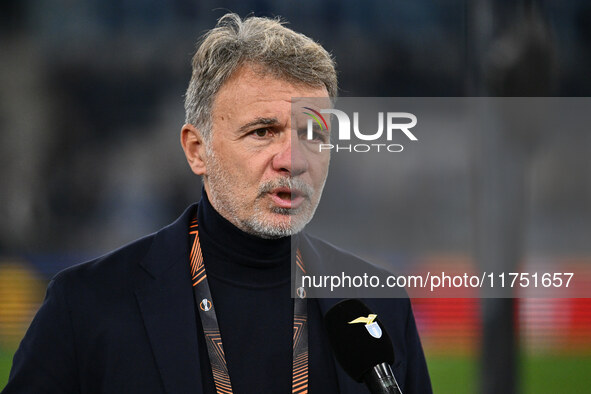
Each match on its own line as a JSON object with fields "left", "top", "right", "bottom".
{"left": 324, "top": 299, "right": 395, "bottom": 382}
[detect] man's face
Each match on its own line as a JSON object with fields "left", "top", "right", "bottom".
{"left": 202, "top": 65, "right": 331, "bottom": 238}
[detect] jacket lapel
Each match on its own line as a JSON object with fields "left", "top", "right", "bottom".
{"left": 134, "top": 205, "right": 204, "bottom": 394}
{"left": 300, "top": 234, "right": 367, "bottom": 393}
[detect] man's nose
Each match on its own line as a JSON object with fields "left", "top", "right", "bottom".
{"left": 272, "top": 133, "right": 308, "bottom": 176}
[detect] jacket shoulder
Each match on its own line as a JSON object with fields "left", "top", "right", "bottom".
{"left": 51, "top": 233, "right": 155, "bottom": 294}
{"left": 54, "top": 203, "right": 197, "bottom": 287}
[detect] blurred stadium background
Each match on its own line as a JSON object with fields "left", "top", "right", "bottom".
{"left": 1, "top": 0, "right": 590, "bottom": 392}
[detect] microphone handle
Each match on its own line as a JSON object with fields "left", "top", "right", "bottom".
{"left": 363, "top": 362, "right": 403, "bottom": 394}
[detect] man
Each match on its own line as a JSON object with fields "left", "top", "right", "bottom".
{"left": 3, "top": 14, "right": 431, "bottom": 393}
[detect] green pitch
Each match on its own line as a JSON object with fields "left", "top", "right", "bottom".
{"left": 1, "top": 349, "right": 590, "bottom": 392}
{"left": 0, "top": 349, "right": 12, "bottom": 389}
{"left": 426, "top": 354, "right": 591, "bottom": 394}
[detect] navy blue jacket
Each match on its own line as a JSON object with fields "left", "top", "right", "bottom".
{"left": 3, "top": 204, "right": 431, "bottom": 393}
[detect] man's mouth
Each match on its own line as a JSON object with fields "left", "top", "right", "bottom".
{"left": 269, "top": 187, "right": 306, "bottom": 209}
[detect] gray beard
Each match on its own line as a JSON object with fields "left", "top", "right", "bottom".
{"left": 204, "top": 150, "right": 322, "bottom": 239}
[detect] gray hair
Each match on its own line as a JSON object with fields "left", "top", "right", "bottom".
{"left": 184, "top": 13, "right": 337, "bottom": 142}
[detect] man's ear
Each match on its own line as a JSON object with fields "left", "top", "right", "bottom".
{"left": 180, "top": 124, "right": 208, "bottom": 175}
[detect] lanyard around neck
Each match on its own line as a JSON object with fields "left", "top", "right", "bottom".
{"left": 189, "top": 216, "right": 308, "bottom": 394}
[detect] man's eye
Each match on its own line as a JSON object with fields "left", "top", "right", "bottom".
{"left": 310, "top": 132, "right": 327, "bottom": 142}
{"left": 252, "top": 128, "right": 271, "bottom": 138}
{"left": 299, "top": 129, "right": 327, "bottom": 143}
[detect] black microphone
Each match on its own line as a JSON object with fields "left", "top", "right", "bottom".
{"left": 324, "top": 299, "right": 403, "bottom": 394}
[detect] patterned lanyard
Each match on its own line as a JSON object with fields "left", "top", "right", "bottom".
{"left": 189, "top": 216, "right": 308, "bottom": 393}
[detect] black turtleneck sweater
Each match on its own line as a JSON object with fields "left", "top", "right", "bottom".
{"left": 195, "top": 192, "right": 339, "bottom": 393}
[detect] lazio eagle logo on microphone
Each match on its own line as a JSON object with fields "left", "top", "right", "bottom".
{"left": 348, "top": 314, "right": 382, "bottom": 339}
